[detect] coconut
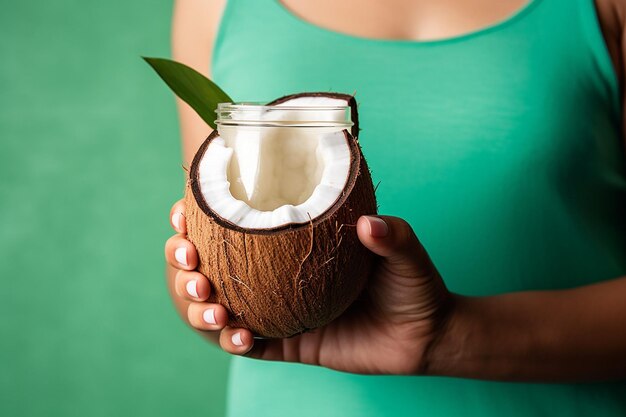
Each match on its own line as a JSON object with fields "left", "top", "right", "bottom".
{"left": 185, "top": 93, "right": 376, "bottom": 338}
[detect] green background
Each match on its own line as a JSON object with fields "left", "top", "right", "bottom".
{"left": 0, "top": 1, "right": 230, "bottom": 416}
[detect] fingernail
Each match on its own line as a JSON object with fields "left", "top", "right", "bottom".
{"left": 232, "top": 332, "right": 243, "bottom": 346}
{"left": 203, "top": 308, "right": 216, "bottom": 324}
{"left": 175, "top": 247, "right": 188, "bottom": 267}
{"left": 186, "top": 280, "right": 199, "bottom": 298}
{"left": 365, "top": 216, "right": 388, "bottom": 238}
{"left": 172, "top": 212, "right": 183, "bottom": 231}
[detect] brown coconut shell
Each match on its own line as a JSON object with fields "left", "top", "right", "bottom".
{"left": 185, "top": 95, "right": 376, "bottom": 339}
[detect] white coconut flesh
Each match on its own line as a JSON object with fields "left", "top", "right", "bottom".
{"left": 198, "top": 131, "right": 350, "bottom": 229}
{"left": 197, "top": 99, "right": 353, "bottom": 229}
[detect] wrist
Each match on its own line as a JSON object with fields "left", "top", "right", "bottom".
{"left": 418, "top": 294, "right": 474, "bottom": 377}
{"left": 418, "top": 293, "right": 539, "bottom": 380}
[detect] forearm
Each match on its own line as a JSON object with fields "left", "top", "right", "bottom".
{"left": 424, "top": 276, "right": 626, "bottom": 382}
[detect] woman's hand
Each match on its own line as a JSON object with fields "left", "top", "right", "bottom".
{"left": 165, "top": 199, "right": 452, "bottom": 375}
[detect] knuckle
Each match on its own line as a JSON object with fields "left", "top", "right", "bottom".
{"left": 219, "top": 332, "right": 231, "bottom": 350}
{"left": 187, "top": 303, "right": 204, "bottom": 328}
{"left": 186, "top": 305, "right": 197, "bottom": 327}
{"left": 165, "top": 235, "right": 180, "bottom": 249}
{"left": 174, "top": 269, "right": 185, "bottom": 282}
{"left": 394, "top": 218, "right": 416, "bottom": 246}
{"left": 174, "top": 270, "right": 184, "bottom": 296}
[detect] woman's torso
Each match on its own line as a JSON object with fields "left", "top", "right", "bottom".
{"left": 209, "top": 0, "right": 626, "bottom": 415}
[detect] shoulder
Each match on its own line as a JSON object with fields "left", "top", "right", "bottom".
{"left": 172, "top": 0, "right": 227, "bottom": 74}
{"left": 592, "top": 0, "right": 626, "bottom": 88}
{"left": 594, "top": 0, "right": 626, "bottom": 143}
{"left": 594, "top": 0, "right": 626, "bottom": 40}
{"left": 595, "top": 0, "right": 625, "bottom": 26}
{"left": 172, "top": 0, "right": 227, "bottom": 163}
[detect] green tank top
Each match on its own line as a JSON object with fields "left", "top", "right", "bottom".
{"left": 212, "top": 0, "right": 626, "bottom": 415}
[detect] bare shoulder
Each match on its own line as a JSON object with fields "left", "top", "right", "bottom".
{"left": 594, "top": 0, "right": 626, "bottom": 32}
{"left": 172, "top": 0, "right": 227, "bottom": 164}
{"left": 595, "top": 0, "right": 626, "bottom": 142}
{"left": 593, "top": 0, "right": 626, "bottom": 87}
{"left": 172, "top": 0, "right": 227, "bottom": 75}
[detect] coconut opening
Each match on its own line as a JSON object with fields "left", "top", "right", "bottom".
{"left": 225, "top": 127, "right": 324, "bottom": 211}
{"left": 197, "top": 129, "right": 351, "bottom": 229}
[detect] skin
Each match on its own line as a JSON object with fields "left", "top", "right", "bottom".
{"left": 165, "top": 0, "right": 626, "bottom": 380}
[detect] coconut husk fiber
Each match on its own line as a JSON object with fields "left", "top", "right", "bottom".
{"left": 186, "top": 129, "right": 377, "bottom": 338}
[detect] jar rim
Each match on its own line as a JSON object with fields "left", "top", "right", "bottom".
{"left": 215, "top": 102, "right": 351, "bottom": 112}
{"left": 215, "top": 102, "right": 354, "bottom": 127}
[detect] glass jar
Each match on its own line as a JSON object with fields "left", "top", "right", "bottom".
{"left": 214, "top": 103, "right": 353, "bottom": 212}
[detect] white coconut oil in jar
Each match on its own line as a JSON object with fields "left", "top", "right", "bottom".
{"left": 214, "top": 102, "right": 354, "bottom": 214}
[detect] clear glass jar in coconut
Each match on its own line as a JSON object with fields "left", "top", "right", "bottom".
{"left": 208, "top": 101, "right": 354, "bottom": 229}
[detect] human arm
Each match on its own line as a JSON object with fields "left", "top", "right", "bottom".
{"left": 423, "top": 278, "right": 626, "bottom": 381}
{"left": 166, "top": 0, "right": 226, "bottom": 345}
{"left": 170, "top": 0, "right": 224, "bottom": 163}
{"left": 166, "top": 207, "right": 626, "bottom": 381}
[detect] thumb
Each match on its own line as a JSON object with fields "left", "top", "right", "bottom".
{"left": 357, "top": 215, "right": 436, "bottom": 279}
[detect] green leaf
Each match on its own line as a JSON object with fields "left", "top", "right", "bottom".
{"left": 142, "top": 57, "right": 233, "bottom": 130}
